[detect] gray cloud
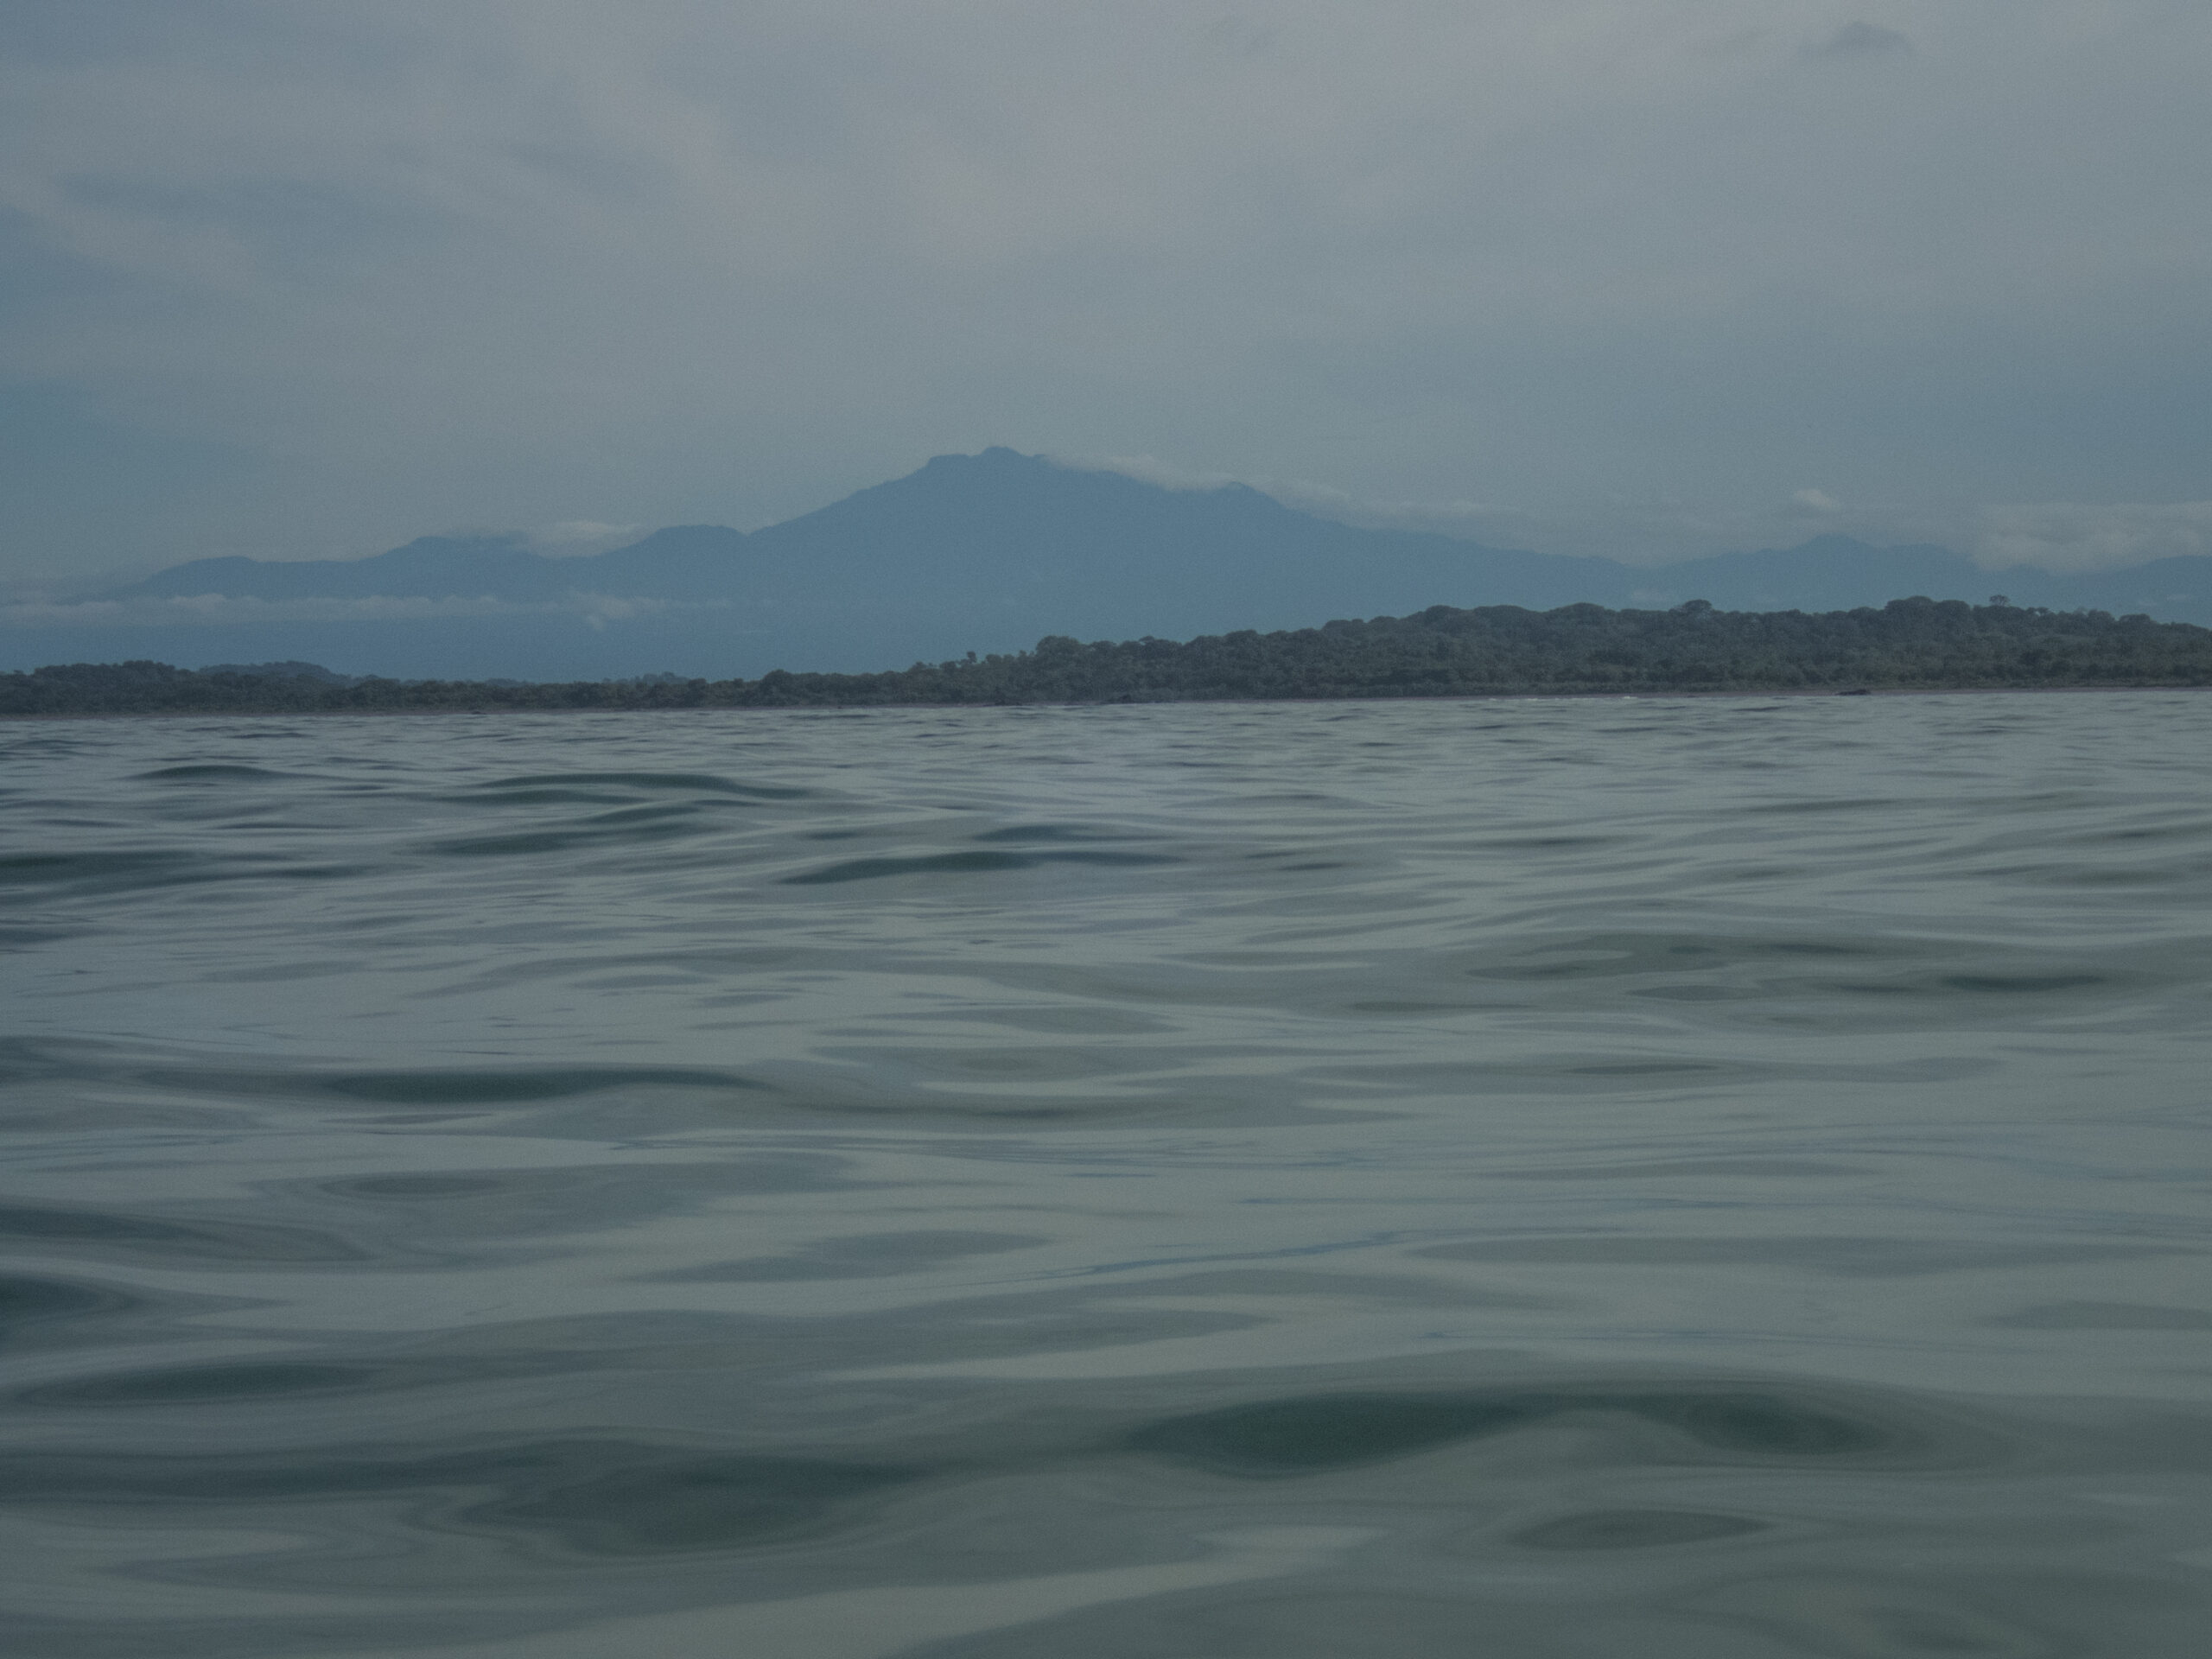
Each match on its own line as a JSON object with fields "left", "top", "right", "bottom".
{"left": 1976, "top": 501, "right": 2212, "bottom": 573}
{"left": 1811, "top": 22, "right": 1915, "bottom": 58}
{"left": 2, "top": 3, "right": 2209, "bottom": 584}
{"left": 1048, "top": 454, "right": 1245, "bottom": 493}
{"left": 528, "top": 521, "right": 644, "bottom": 556}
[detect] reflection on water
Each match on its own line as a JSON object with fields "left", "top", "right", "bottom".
{"left": 1511, "top": 1508, "right": 1767, "bottom": 1549}
{"left": 2, "top": 695, "right": 2209, "bottom": 1656}
{"left": 1128, "top": 1384, "right": 1913, "bottom": 1474}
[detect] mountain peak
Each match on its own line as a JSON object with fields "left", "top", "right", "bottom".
{"left": 43, "top": 448, "right": 2212, "bottom": 686}
{"left": 923, "top": 445, "right": 1042, "bottom": 471}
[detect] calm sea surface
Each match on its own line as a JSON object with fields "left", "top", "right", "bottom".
{"left": 3, "top": 695, "right": 2209, "bottom": 1658}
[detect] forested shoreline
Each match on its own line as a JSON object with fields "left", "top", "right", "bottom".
{"left": 5, "top": 596, "right": 2209, "bottom": 716}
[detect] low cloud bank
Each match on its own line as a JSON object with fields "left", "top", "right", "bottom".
{"left": 1976, "top": 503, "right": 2212, "bottom": 573}
{"left": 0, "top": 593, "right": 711, "bottom": 631}
{"left": 527, "top": 522, "right": 644, "bottom": 556}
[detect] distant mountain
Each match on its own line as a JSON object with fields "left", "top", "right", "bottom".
{"left": 124, "top": 533, "right": 578, "bottom": 603}
{"left": 9, "top": 449, "right": 2208, "bottom": 679}
{"left": 107, "top": 448, "right": 1614, "bottom": 623}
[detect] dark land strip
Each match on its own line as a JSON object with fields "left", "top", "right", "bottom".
{"left": 6, "top": 598, "right": 2209, "bottom": 716}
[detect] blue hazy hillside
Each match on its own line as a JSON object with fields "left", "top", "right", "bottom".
{"left": 9, "top": 449, "right": 2209, "bottom": 679}
{"left": 129, "top": 534, "right": 581, "bottom": 602}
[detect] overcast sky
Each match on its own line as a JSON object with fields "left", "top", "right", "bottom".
{"left": 3, "top": 1, "right": 2209, "bottom": 588}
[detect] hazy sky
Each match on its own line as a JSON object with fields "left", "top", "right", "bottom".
{"left": 3, "top": 1, "right": 2209, "bottom": 588}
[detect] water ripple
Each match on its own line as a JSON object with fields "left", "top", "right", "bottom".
{"left": 3, "top": 696, "right": 2209, "bottom": 1654}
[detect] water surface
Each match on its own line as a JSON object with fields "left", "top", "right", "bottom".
{"left": 3, "top": 695, "right": 2209, "bottom": 1656}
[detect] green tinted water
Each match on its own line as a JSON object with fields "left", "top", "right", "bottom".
{"left": 3, "top": 696, "right": 2209, "bottom": 1656}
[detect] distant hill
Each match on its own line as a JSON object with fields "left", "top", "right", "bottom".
{"left": 98, "top": 449, "right": 1618, "bottom": 666}
{"left": 124, "top": 535, "right": 577, "bottom": 603}
{"left": 7, "top": 449, "right": 2209, "bottom": 679}
{"left": 195, "top": 659, "right": 359, "bottom": 685}
{"left": 8, "top": 598, "right": 2208, "bottom": 716}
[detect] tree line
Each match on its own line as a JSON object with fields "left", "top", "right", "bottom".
{"left": 6, "top": 597, "right": 2209, "bottom": 716}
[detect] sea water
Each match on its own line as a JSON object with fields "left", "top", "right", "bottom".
{"left": 2, "top": 694, "right": 2209, "bottom": 1657}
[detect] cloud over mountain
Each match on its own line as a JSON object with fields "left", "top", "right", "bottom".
{"left": 4, "top": 4, "right": 2209, "bottom": 585}
{"left": 1977, "top": 502, "right": 2212, "bottom": 574}
{"left": 6, "top": 451, "right": 2206, "bottom": 682}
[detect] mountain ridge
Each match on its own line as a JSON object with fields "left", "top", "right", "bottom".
{"left": 4, "top": 448, "right": 2203, "bottom": 680}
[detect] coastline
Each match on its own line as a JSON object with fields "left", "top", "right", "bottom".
{"left": 9, "top": 597, "right": 2209, "bottom": 718}
{"left": 8, "top": 682, "right": 2207, "bottom": 722}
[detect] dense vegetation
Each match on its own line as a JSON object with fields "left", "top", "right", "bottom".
{"left": 6, "top": 597, "right": 2209, "bottom": 716}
